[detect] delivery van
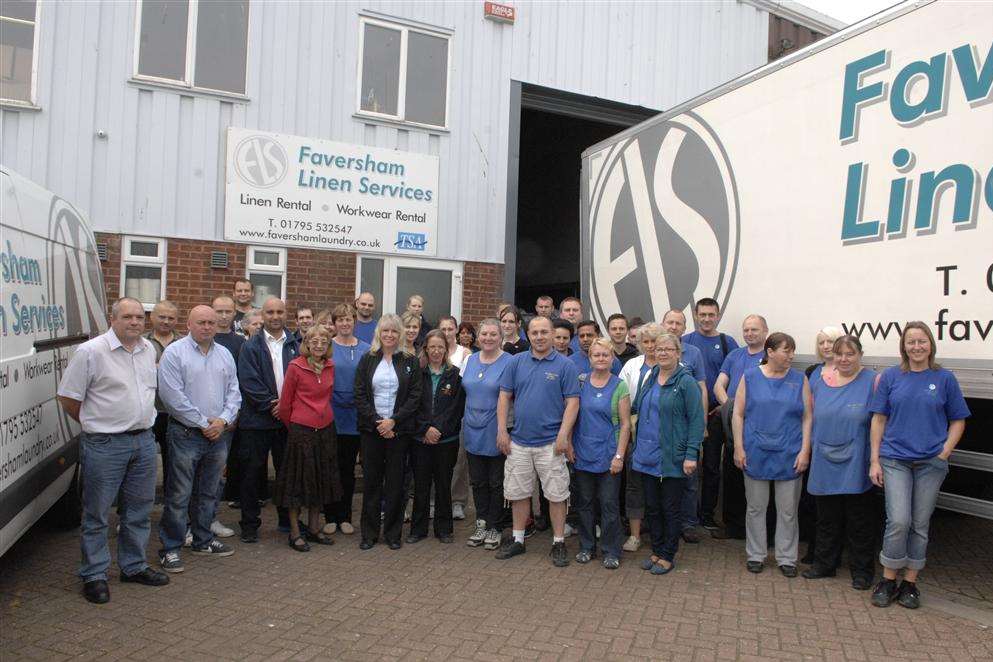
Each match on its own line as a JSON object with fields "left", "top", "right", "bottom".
{"left": 580, "top": 0, "right": 991, "bottom": 516}
{"left": 0, "top": 166, "right": 107, "bottom": 556}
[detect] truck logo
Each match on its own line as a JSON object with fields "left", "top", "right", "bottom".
{"left": 233, "top": 135, "right": 288, "bottom": 188}
{"left": 587, "top": 111, "right": 739, "bottom": 324}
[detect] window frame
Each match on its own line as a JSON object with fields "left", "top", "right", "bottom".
{"left": 131, "top": 0, "right": 251, "bottom": 98}
{"left": 355, "top": 254, "right": 463, "bottom": 321}
{"left": 0, "top": 0, "right": 42, "bottom": 108}
{"left": 120, "top": 235, "right": 167, "bottom": 311}
{"left": 246, "top": 245, "right": 287, "bottom": 304}
{"left": 355, "top": 14, "right": 452, "bottom": 131}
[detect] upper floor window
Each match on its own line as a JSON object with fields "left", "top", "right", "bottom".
{"left": 0, "top": 0, "right": 38, "bottom": 104}
{"left": 134, "top": 0, "right": 249, "bottom": 95}
{"left": 357, "top": 16, "right": 451, "bottom": 129}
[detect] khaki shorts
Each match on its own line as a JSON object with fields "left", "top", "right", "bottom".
{"left": 503, "top": 441, "right": 570, "bottom": 503}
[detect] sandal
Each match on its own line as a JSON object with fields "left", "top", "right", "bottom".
{"left": 288, "top": 535, "right": 310, "bottom": 552}
{"left": 305, "top": 531, "right": 335, "bottom": 546}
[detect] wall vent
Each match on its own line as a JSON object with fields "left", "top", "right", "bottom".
{"left": 210, "top": 251, "right": 229, "bottom": 268}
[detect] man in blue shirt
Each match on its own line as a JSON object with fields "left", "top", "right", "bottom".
{"left": 353, "top": 292, "right": 377, "bottom": 345}
{"left": 157, "top": 305, "right": 242, "bottom": 573}
{"left": 713, "top": 314, "right": 768, "bottom": 540}
{"left": 559, "top": 297, "right": 584, "bottom": 354}
{"left": 569, "top": 320, "right": 622, "bottom": 375}
{"left": 681, "top": 298, "right": 740, "bottom": 536}
{"left": 495, "top": 316, "right": 580, "bottom": 566}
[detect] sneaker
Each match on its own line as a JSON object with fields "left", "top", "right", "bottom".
{"left": 322, "top": 522, "right": 337, "bottom": 536}
{"left": 190, "top": 540, "right": 235, "bottom": 557}
{"left": 211, "top": 521, "right": 235, "bottom": 538}
{"left": 622, "top": 536, "right": 641, "bottom": 552}
{"left": 159, "top": 551, "right": 185, "bottom": 573}
{"left": 896, "top": 581, "right": 921, "bottom": 609}
{"left": 452, "top": 503, "right": 466, "bottom": 520}
{"left": 551, "top": 541, "right": 569, "bottom": 567}
{"left": 495, "top": 539, "right": 526, "bottom": 560}
{"left": 871, "top": 579, "right": 899, "bottom": 607}
{"left": 563, "top": 523, "right": 578, "bottom": 537}
{"left": 575, "top": 549, "right": 593, "bottom": 564}
{"left": 183, "top": 529, "right": 193, "bottom": 547}
{"left": 779, "top": 564, "right": 798, "bottom": 578}
{"left": 701, "top": 518, "right": 720, "bottom": 531}
{"left": 339, "top": 522, "right": 355, "bottom": 535}
{"left": 483, "top": 529, "right": 501, "bottom": 550}
{"left": 467, "top": 520, "right": 487, "bottom": 547}
{"left": 227, "top": 500, "right": 241, "bottom": 509}
{"left": 602, "top": 556, "right": 620, "bottom": 570}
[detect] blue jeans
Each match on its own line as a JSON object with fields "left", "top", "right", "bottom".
{"left": 573, "top": 469, "right": 622, "bottom": 558}
{"left": 78, "top": 430, "right": 157, "bottom": 581}
{"left": 159, "top": 421, "right": 230, "bottom": 553}
{"left": 641, "top": 472, "right": 686, "bottom": 563}
{"left": 880, "top": 455, "right": 948, "bottom": 571}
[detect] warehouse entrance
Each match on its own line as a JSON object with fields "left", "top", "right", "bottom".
{"left": 507, "top": 83, "right": 657, "bottom": 311}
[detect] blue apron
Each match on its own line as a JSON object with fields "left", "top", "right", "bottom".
{"left": 742, "top": 367, "right": 805, "bottom": 481}
{"left": 632, "top": 381, "right": 663, "bottom": 477}
{"left": 808, "top": 368, "right": 875, "bottom": 495}
{"left": 331, "top": 339, "right": 370, "bottom": 436}
{"left": 573, "top": 374, "right": 621, "bottom": 473}
{"left": 461, "top": 352, "right": 512, "bottom": 457}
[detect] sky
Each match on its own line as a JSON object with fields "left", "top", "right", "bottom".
{"left": 793, "top": 0, "right": 904, "bottom": 25}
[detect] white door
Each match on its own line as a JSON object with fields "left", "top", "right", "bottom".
{"left": 356, "top": 255, "right": 463, "bottom": 325}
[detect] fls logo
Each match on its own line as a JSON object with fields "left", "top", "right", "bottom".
{"left": 234, "top": 135, "right": 288, "bottom": 188}
{"left": 586, "top": 111, "right": 739, "bottom": 324}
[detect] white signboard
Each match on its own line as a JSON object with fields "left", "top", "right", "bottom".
{"left": 224, "top": 127, "right": 439, "bottom": 256}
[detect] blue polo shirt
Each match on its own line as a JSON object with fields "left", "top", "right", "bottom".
{"left": 682, "top": 331, "right": 738, "bottom": 401}
{"left": 680, "top": 342, "right": 706, "bottom": 383}
{"left": 719, "top": 346, "right": 764, "bottom": 400}
{"left": 569, "top": 349, "right": 622, "bottom": 376}
{"left": 354, "top": 319, "right": 376, "bottom": 345}
{"left": 569, "top": 335, "right": 581, "bottom": 354}
{"left": 500, "top": 349, "right": 580, "bottom": 446}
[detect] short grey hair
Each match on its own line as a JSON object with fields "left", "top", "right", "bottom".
{"left": 110, "top": 297, "right": 144, "bottom": 318}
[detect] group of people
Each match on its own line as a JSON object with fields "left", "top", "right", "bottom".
{"left": 58, "top": 283, "right": 970, "bottom": 613}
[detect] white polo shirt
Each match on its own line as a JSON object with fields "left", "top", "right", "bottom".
{"left": 57, "top": 329, "right": 158, "bottom": 434}
{"left": 264, "top": 329, "right": 287, "bottom": 396}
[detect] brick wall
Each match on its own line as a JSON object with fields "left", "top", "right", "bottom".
{"left": 95, "top": 233, "right": 504, "bottom": 328}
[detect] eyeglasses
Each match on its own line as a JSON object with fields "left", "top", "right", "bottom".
{"left": 657, "top": 347, "right": 678, "bottom": 354}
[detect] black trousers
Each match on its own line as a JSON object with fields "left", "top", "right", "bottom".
{"left": 411, "top": 441, "right": 459, "bottom": 537}
{"left": 153, "top": 412, "right": 170, "bottom": 495}
{"left": 467, "top": 452, "right": 506, "bottom": 530}
{"left": 360, "top": 431, "right": 410, "bottom": 544}
{"left": 326, "top": 433, "right": 360, "bottom": 524}
{"left": 238, "top": 427, "right": 288, "bottom": 533}
{"left": 813, "top": 491, "right": 877, "bottom": 580}
{"left": 642, "top": 473, "right": 686, "bottom": 563}
{"left": 700, "top": 414, "right": 725, "bottom": 524}
{"left": 721, "top": 434, "right": 746, "bottom": 535}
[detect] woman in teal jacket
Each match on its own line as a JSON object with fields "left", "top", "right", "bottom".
{"left": 631, "top": 333, "right": 705, "bottom": 575}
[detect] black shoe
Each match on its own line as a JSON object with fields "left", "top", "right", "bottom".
{"left": 802, "top": 566, "right": 836, "bottom": 579}
{"left": 681, "top": 528, "right": 702, "bottom": 544}
{"left": 388, "top": 540, "right": 402, "bottom": 550}
{"left": 871, "top": 579, "right": 899, "bottom": 607}
{"left": 851, "top": 576, "right": 873, "bottom": 591}
{"left": 83, "top": 579, "right": 110, "bottom": 604}
{"left": 437, "top": 534, "right": 454, "bottom": 544}
{"left": 701, "top": 518, "right": 720, "bottom": 531}
{"left": 359, "top": 539, "right": 376, "bottom": 550}
{"left": 746, "top": 561, "right": 764, "bottom": 573}
{"left": 240, "top": 530, "right": 258, "bottom": 544}
{"left": 405, "top": 534, "right": 426, "bottom": 544}
{"left": 120, "top": 567, "right": 170, "bottom": 587}
{"left": 897, "top": 581, "right": 921, "bottom": 609}
{"left": 779, "top": 565, "right": 798, "bottom": 578}
{"left": 495, "top": 539, "right": 526, "bottom": 560}
{"left": 550, "top": 541, "right": 569, "bottom": 567}
{"left": 534, "top": 517, "right": 550, "bottom": 532}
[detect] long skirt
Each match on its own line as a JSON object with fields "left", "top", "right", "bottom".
{"left": 273, "top": 423, "right": 342, "bottom": 509}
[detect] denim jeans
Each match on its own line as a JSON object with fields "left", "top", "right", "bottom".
{"left": 573, "top": 469, "right": 622, "bottom": 558}
{"left": 641, "top": 472, "right": 686, "bottom": 563}
{"left": 159, "top": 421, "right": 231, "bottom": 553}
{"left": 78, "top": 430, "right": 157, "bottom": 581}
{"left": 880, "top": 455, "right": 948, "bottom": 571}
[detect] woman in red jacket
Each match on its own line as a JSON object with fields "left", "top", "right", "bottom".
{"left": 275, "top": 326, "right": 342, "bottom": 551}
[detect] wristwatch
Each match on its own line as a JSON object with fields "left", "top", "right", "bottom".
{"left": 614, "top": 454, "right": 623, "bottom": 460}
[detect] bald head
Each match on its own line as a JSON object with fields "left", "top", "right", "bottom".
{"left": 188, "top": 305, "right": 218, "bottom": 346}
{"left": 262, "top": 297, "right": 286, "bottom": 335}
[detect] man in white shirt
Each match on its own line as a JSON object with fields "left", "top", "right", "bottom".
{"left": 57, "top": 297, "right": 170, "bottom": 604}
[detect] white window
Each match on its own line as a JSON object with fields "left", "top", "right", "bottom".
{"left": 0, "top": 0, "right": 39, "bottom": 105}
{"left": 133, "top": 0, "right": 250, "bottom": 95}
{"left": 121, "top": 236, "right": 167, "bottom": 310}
{"left": 247, "top": 246, "right": 286, "bottom": 307}
{"left": 357, "top": 15, "right": 451, "bottom": 129}
{"left": 356, "top": 255, "right": 462, "bottom": 325}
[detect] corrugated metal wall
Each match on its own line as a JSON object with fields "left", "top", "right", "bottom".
{"left": 0, "top": 0, "right": 768, "bottom": 264}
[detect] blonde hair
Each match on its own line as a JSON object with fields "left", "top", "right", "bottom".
{"left": 299, "top": 325, "right": 333, "bottom": 361}
{"left": 815, "top": 325, "right": 844, "bottom": 361}
{"left": 370, "top": 314, "right": 403, "bottom": 354}
{"left": 656, "top": 332, "right": 682, "bottom": 355}
{"left": 637, "top": 322, "right": 664, "bottom": 353}
{"left": 588, "top": 337, "right": 614, "bottom": 359}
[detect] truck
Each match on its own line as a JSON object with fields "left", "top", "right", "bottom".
{"left": 579, "top": 0, "right": 992, "bottom": 517}
{"left": 1, "top": 166, "right": 108, "bottom": 555}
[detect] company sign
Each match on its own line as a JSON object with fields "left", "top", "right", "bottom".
{"left": 484, "top": 2, "right": 515, "bottom": 24}
{"left": 224, "top": 128, "right": 440, "bottom": 256}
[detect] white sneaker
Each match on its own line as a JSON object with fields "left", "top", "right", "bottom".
{"left": 322, "top": 522, "right": 337, "bottom": 535}
{"left": 467, "top": 519, "right": 487, "bottom": 547}
{"left": 484, "top": 528, "right": 501, "bottom": 550}
{"left": 564, "top": 523, "right": 578, "bottom": 537}
{"left": 183, "top": 529, "right": 193, "bottom": 547}
{"left": 211, "top": 521, "right": 235, "bottom": 538}
{"left": 452, "top": 503, "right": 465, "bottom": 520}
{"left": 339, "top": 522, "right": 355, "bottom": 535}
{"left": 622, "top": 535, "right": 641, "bottom": 552}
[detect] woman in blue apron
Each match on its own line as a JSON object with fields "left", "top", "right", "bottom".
{"left": 631, "top": 333, "right": 704, "bottom": 575}
{"left": 461, "top": 319, "right": 513, "bottom": 551}
{"left": 572, "top": 338, "right": 631, "bottom": 569}
{"left": 732, "top": 332, "right": 812, "bottom": 577}
{"left": 803, "top": 335, "right": 877, "bottom": 589}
